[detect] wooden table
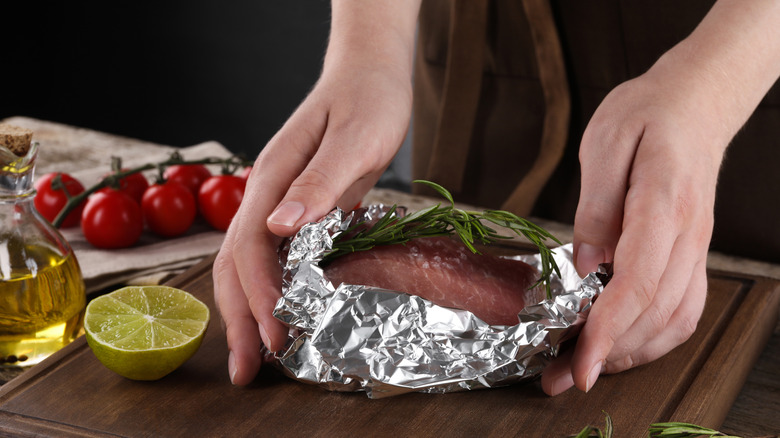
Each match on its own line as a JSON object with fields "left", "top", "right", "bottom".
{"left": 0, "top": 119, "right": 778, "bottom": 437}
{"left": 1, "top": 251, "right": 778, "bottom": 437}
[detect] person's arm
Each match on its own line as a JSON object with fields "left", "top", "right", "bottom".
{"left": 543, "top": 0, "right": 780, "bottom": 395}
{"left": 214, "top": 0, "right": 421, "bottom": 385}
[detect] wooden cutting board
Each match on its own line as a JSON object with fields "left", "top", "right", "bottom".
{"left": 1, "top": 251, "right": 778, "bottom": 438}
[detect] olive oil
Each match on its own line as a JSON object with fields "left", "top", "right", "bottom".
{"left": 0, "top": 240, "right": 85, "bottom": 366}
{"left": 1, "top": 128, "right": 87, "bottom": 367}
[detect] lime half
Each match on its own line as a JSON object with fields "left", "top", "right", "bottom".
{"left": 84, "top": 286, "right": 210, "bottom": 381}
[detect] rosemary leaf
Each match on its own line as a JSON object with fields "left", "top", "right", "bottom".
{"left": 417, "top": 179, "right": 454, "bottom": 204}
{"left": 646, "top": 422, "right": 742, "bottom": 437}
{"left": 569, "top": 415, "right": 741, "bottom": 438}
{"left": 603, "top": 411, "right": 613, "bottom": 438}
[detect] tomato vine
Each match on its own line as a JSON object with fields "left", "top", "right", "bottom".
{"left": 51, "top": 152, "right": 251, "bottom": 228}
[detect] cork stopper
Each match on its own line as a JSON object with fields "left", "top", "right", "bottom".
{"left": 0, "top": 124, "right": 34, "bottom": 157}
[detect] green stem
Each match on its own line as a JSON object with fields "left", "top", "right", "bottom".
{"left": 51, "top": 155, "right": 250, "bottom": 227}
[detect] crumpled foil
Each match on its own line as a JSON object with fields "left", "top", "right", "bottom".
{"left": 272, "top": 205, "right": 609, "bottom": 399}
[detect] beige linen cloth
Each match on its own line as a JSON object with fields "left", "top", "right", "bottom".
{"left": 5, "top": 117, "right": 230, "bottom": 293}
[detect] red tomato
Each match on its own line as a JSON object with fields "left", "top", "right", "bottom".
{"left": 198, "top": 175, "right": 245, "bottom": 231}
{"left": 34, "top": 173, "right": 86, "bottom": 228}
{"left": 238, "top": 166, "right": 252, "bottom": 180}
{"left": 141, "top": 181, "right": 196, "bottom": 237}
{"left": 81, "top": 189, "right": 143, "bottom": 249}
{"left": 163, "top": 164, "right": 212, "bottom": 199}
{"left": 100, "top": 169, "right": 149, "bottom": 204}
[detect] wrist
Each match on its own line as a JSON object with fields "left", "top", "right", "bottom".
{"left": 654, "top": 0, "right": 780, "bottom": 145}
{"left": 324, "top": 0, "right": 420, "bottom": 81}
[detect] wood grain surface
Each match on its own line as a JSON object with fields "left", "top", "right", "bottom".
{"left": 1, "top": 250, "right": 778, "bottom": 438}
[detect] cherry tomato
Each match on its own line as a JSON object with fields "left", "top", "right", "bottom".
{"left": 81, "top": 189, "right": 143, "bottom": 249}
{"left": 100, "top": 169, "right": 149, "bottom": 204}
{"left": 238, "top": 166, "right": 252, "bottom": 180}
{"left": 163, "top": 164, "right": 212, "bottom": 199}
{"left": 198, "top": 175, "right": 245, "bottom": 231}
{"left": 141, "top": 181, "right": 196, "bottom": 237}
{"left": 34, "top": 172, "right": 86, "bottom": 228}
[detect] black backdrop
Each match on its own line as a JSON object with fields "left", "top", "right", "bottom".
{"left": 1, "top": 2, "right": 332, "bottom": 158}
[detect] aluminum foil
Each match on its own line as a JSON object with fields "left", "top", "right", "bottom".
{"left": 272, "top": 205, "right": 609, "bottom": 399}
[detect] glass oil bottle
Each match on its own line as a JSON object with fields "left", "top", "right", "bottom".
{"left": 0, "top": 126, "right": 86, "bottom": 367}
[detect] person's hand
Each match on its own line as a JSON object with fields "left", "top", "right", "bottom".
{"left": 213, "top": 1, "right": 420, "bottom": 385}
{"left": 215, "top": 67, "right": 412, "bottom": 385}
{"left": 540, "top": 61, "right": 724, "bottom": 395}
{"left": 539, "top": 0, "right": 780, "bottom": 393}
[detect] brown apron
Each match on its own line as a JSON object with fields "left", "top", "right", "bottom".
{"left": 412, "top": 0, "right": 780, "bottom": 263}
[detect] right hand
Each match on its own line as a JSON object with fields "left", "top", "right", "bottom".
{"left": 213, "top": 56, "right": 414, "bottom": 385}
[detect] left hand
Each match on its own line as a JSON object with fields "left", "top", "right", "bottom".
{"left": 540, "top": 47, "right": 729, "bottom": 396}
{"left": 541, "top": 0, "right": 780, "bottom": 396}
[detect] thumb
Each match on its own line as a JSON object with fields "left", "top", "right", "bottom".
{"left": 266, "top": 165, "right": 382, "bottom": 237}
{"left": 266, "top": 133, "right": 392, "bottom": 237}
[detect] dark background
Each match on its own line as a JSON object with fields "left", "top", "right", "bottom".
{"left": 1, "top": 2, "right": 332, "bottom": 159}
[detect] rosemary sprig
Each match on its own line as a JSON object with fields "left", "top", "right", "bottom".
{"left": 323, "top": 180, "right": 562, "bottom": 298}
{"left": 647, "top": 422, "right": 742, "bottom": 438}
{"left": 570, "top": 413, "right": 743, "bottom": 438}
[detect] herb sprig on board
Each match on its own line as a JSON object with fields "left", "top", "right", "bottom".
{"left": 646, "top": 422, "right": 742, "bottom": 438}
{"left": 323, "top": 180, "right": 561, "bottom": 298}
{"left": 571, "top": 412, "right": 743, "bottom": 438}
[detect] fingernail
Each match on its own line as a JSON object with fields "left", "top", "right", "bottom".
{"left": 228, "top": 350, "right": 237, "bottom": 384}
{"left": 549, "top": 372, "right": 575, "bottom": 396}
{"left": 577, "top": 243, "right": 604, "bottom": 274}
{"left": 585, "top": 361, "right": 604, "bottom": 392}
{"left": 258, "top": 322, "right": 271, "bottom": 351}
{"left": 268, "top": 201, "right": 305, "bottom": 228}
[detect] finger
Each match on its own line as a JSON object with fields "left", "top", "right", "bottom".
{"left": 604, "top": 259, "right": 707, "bottom": 374}
{"left": 267, "top": 102, "right": 405, "bottom": 236}
{"left": 213, "top": 229, "right": 263, "bottom": 385}
{"left": 230, "top": 91, "right": 399, "bottom": 356}
{"left": 244, "top": 129, "right": 387, "bottom": 348}
{"left": 230, "top": 170, "right": 296, "bottom": 352}
{"left": 250, "top": 100, "right": 330, "bottom": 238}
{"left": 604, "top": 231, "right": 702, "bottom": 363}
{"left": 226, "top": 103, "right": 334, "bottom": 354}
{"left": 214, "top": 98, "right": 332, "bottom": 381}
{"left": 540, "top": 347, "right": 576, "bottom": 396}
{"left": 230, "top": 217, "right": 288, "bottom": 353}
{"left": 571, "top": 182, "right": 681, "bottom": 392}
{"left": 573, "top": 102, "right": 643, "bottom": 277}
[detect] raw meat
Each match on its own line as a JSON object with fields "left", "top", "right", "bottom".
{"left": 324, "top": 237, "right": 542, "bottom": 325}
